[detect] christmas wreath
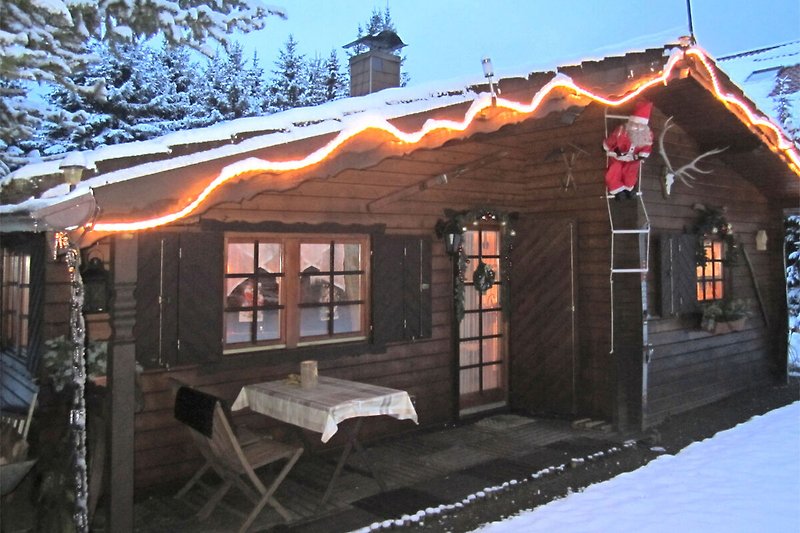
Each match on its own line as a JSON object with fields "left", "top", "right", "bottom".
{"left": 435, "top": 207, "right": 517, "bottom": 322}
{"left": 691, "top": 204, "right": 739, "bottom": 267}
{"left": 472, "top": 261, "right": 496, "bottom": 293}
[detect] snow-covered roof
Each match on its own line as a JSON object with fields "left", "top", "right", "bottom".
{"left": 1, "top": 40, "right": 797, "bottom": 233}
{"left": 718, "top": 40, "right": 800, "bottom": 139}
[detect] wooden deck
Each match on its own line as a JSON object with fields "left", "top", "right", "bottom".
{"left": 119, "top": 414, "right": 627, "bottom": 532}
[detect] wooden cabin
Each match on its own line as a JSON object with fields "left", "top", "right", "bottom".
{"left": 1, "top": 42, "right": 797, "bottom": 527}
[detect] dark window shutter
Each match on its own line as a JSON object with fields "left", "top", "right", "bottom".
{"left": 135, "top": 233, "right": 179, "bottom": 368}
{"left": 371, "top": 234, "right": 432, "bottom": 346}
{"left": 177, "top": 232, "right": 224, "bottom": 364}
{"left": 659, "top": 233, "right": 698, "bottom": 316}
{"left": 403, "top": 237, "right": 432, "bottom": 340}
{"left": 372, "top": 234, "right": 406, "bottom": 345}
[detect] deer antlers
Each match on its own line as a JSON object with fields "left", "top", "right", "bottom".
{"left": 658, "top": 117, "right": 727, "bottom": 196}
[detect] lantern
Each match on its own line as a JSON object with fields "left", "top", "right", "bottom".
{"left": 81, "top": 256, "right": 109, "bottom": 313}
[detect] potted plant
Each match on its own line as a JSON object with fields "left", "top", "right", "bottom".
{"left": 701, "top": 299, "right": 751, "bottom": 334}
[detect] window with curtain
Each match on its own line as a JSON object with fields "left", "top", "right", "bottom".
{"left": 696, "top": 238, "right": 724, "bottom": 301}
{"left": 223, "top": 234, "right": 369, "bottom": 350}
{"left": 1, "top": 249, "right": 31, "bottom": 357}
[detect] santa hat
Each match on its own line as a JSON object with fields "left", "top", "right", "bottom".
{"left": 628, "top": 100, "right": 652, "bottom": 125}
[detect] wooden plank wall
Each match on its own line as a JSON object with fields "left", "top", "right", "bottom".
{"left": 641, "top": 114, "right": 785, "bottom": 426}
{"left": 126, "top": 103, "right": 786, "bottom": 488}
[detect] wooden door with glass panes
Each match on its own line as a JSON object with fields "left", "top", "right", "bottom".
{"left": 458, "top": 228, "right": 507, "bottom": 415}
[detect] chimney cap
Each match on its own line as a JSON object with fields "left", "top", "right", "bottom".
{"left": 343, "top": 30, "right": 406, "bottom": 54}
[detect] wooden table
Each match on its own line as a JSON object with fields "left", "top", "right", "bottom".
{"left": 232, "top": 376, "right": 418, "bottom": 505}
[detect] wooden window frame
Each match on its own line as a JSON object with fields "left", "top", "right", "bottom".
{"left": 223, "top": 233, "right": 370, "bottom": 353}
{"left": 696, "top": 238, "right": 725, "bottom": 302}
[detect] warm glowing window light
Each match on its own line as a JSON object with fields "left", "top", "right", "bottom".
{"left": 91, "top": 47, "right": 800, "bottom": 234}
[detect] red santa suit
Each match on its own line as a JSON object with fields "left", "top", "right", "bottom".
{"left": 603, "top": 100, "right": 653, "bottom": 196}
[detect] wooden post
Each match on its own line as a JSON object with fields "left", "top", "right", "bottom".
{"left": 106, "top": 234, "right": 137, "bottom": 532}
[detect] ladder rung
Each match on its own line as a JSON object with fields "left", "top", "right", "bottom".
{"left": 611, "top": 268, "right": 649, "bottom": 274}
{"left": 612, "top": 229, "right": 650, "bottom": 234}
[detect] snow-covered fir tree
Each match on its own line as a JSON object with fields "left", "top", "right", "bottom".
{"left": 305, "top": 54, "right": 329, "bottom": 107}
{"left": 0, "top": 0, "right": 285, "bottom": 175}
{"left": 787, "top": 215, "right": 800, "bottom": 334}
{"left": 269, "top": 35, "right": 308, "bottom": 112}
{"left": 323, "top": 49, "right": 349, "bottom": 102}
{"left": 36, "top": 39, "right": 210, "bottom": 155}
{"left": 201, "top": 43, "right": 269, "bottom": 122}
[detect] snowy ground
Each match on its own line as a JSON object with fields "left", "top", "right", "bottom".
{"left": 473, "top": 401, "right": 800, "bottom": 533}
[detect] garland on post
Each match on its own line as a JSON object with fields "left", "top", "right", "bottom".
{"left": 691, "top": 204, "right": 739, "bottom": 267}
{"left": 435, "top": 207, "right": 518, "bottom": 322}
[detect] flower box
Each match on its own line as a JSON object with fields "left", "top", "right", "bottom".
{"left": 707, "top": 317, "right": 747, "bottom": 334}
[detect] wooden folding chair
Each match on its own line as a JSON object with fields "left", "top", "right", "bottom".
{"left": 173, "top": 386, "right": 303, "bottom": 532}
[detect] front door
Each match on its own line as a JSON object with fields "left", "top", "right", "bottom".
{"left": 458, "top": 228, "right": 507, "bottom": 415}
{"left": 509, "top": 217, "right": 577, "bottom": 416}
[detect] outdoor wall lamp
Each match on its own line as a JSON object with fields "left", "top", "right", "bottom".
{"left": 436, "top": 218, "right": 463, "bottom": 256}
{"left": 59, "top": 152, "right": 89, "bottom": 191}
{"left": 81, "top": 255, "right": 110, "bottom": 313}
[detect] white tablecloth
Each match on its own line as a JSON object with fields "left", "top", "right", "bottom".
{"left": 231, "top": 376, "right": 418, "bottom": 443}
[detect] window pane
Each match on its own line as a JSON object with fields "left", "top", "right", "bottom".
{"left": 460, "top": 367, "right": 479, "bottom": 394}
{"left": 257, "top": 243, "right": 282, "bottom": 273}
{"left": 342, "top": 274, "right": 362, "bottom": 300}
{"left": 300, "top": 275, "right": 328, "bottom": 304}
{"left": 300, "top": 307, "right": 328, "bottom": 337}
{"left": 339, "top": 243, "right": 362, "bottom": 270}
{"left": 462, "top": 231, "right": 479, "bottom": 255}
{"left": 226, "top": 277, "right": 253, "bottom": 308}
{"left": 464, "top": 287, "right": 480, "bottom": 311}
{"left": 482, "top": 337, "right": 502, "bottom": 363}
{"left": 255, "top": 309, "right": 280, "bottom": 341}
{"left": 460, "top": 312, "right": 480, "bottom": 338}
{"left": 333, "top": 304, "right": 361, "bottom": 334}
{"left": 482, "top": 311, "right": 502, "bottom": 336}
{"left": 482, "top": 363, "right": 502, "bottom": 390}
{"left": 481, "top": 232, "right": 500, "bottom": 255}
{"left": 460, "top": 340, "right": 480, "bottom": 366}
{"left": 481, "top": 284, "right": 500, "bottom": 309}
{"left": 300, "top": 243, "right": 331, "bottom": 273}
{"left": 227, "top": 243, "right": 254, "bottom": 273}
{"left": 714, "top": 281, "right": 724, "bottom": 299}
{"left": 225, "top": 311, "right": 251, "bottom": 344}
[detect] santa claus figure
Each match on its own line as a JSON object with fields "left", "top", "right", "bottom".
{"left": 603, "top": 99, "right": 653, "bottom": 200}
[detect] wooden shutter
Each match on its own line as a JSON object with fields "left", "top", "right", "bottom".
{"left": 136, "top": 231, "right": 223, "bottom": 366}
{"left": 177, "top": 232, "right": 224, "bottom": 364}
{"left": 135, "top": 233, "right": 179, "bottom": 368}
{"left": 403, "top": 237, "right": 432, "bottom": 340}
{"left": 659, "top": 233, "right": 698, "bottom": 316}
{"left": 371, "top": 234, "right": 432, "bottom": 346}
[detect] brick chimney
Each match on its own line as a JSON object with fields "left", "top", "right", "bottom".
{"left": 344, "top": 30, "right": 405, "bottom": 97}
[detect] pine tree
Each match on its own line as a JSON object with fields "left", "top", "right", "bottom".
{"left": 323, "top": 49, "right": 348, "bottom": 102}
{"left": 199, "top": 43, "right": 269, "bottom": 122}
{"left": 305, "top": 54, "right": 328, "bottom": 107}
{"left": 269, "top": 35, "right": 308, "bottom": 112}
{"left": 0, "top": 0, "right": 285, "bottom": 174}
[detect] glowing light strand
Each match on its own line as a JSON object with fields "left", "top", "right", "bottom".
{"left": 91, "top": 47, "right": 799, "bottom": 233}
